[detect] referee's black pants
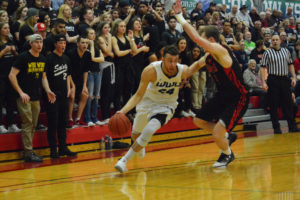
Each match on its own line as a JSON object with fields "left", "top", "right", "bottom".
{"left": 267, "top": 75, "right": 296, "bottom": 130}
{"left": 45, "top": 94, "right": 68, "bottom": 150}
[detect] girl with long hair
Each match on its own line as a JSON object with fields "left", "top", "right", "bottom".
{"left": 0, "top": 22, "right": 20, "bottom": 133}
{"left": 57, "top": 4, "right": 79, "bottom": 50}
{"left": 112, "top": 19, "right": 137, "bottom": 110}
{"left": 175, "top": 37, "right": 194, "bottom": 118}
{"left": 96, "top": 22, "right": 114, "bottom": 123}
{"left": 84, "top": 28, "right": 105, "bottom": 126}
{"left": 11, "top": 6, "right": 27, "bottom": 42}
{"left": 19, "top": 7, "right": 39, "bottom": 47}
{"left": 130, "top": 17, "right": 149, "bottom": 93}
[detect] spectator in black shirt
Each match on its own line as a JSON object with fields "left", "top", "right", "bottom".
{"left": 84, "top": 28, "right": 104, "bottom": 126}
{"left": 251, "top": 20, "right": 264, "bottom": 42}
{"left": 0, "top": 22, "right": 20, "bottom": 134}
{"left": 44, "top": 18, "right": 66, "bottom": 55}
{"left": 11, "top": 6, "right": 28, "bottom": 46}
{"left": 142, "top": 13, "right": 160, "bottom": 62}
{"left": 161, "top": 16, "right": 181, "bottom": 45}
{"left": 263, "top": 32, "right": 271, "bottom": 48}
{"left": 9, "top": 34, "right": 55, "bottom": 162}
{"left": 57, "top": 4, "right": 79, "bottom": 50}
{"left": 250, "top": 40, "right": 265, "bottom": 66}
{"left": 98, "top": 0, "right": 115, "bottom": 13}
{"left": 77, "top": 7, "right": 99, "bottom": 36}
{"left": 44, "top": 34, "right": 77, "bottom": 158}
{"left": 19, "top": 8, "right": 39, "bottom": 48}
{"left": 66, "top": 36, "right": 90, "bottom": 127}
{"left": 40, "top": 0, "right": 57, "bottom": 20}
{"left": 190, "top": 2, "right": 204, "bottom": 21}
{"left": 119, "top": 0, "right": 130, "bottom": 20}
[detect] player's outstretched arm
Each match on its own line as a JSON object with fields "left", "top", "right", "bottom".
{"left": 173, "top": 0, "right": 228, "bottom": 58}
{"left": 182, "top": 52, "right": 210, "bottom": 79}
{"left": 119, "top": 65, "right": 156, "bottom": 114}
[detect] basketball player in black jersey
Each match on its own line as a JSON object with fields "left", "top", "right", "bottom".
{"left": 174, "top": 0, "right": 249, "bottom": 167}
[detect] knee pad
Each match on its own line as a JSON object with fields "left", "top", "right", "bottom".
{"left": 136, "top": 118, "right": 161, "bottom": 147}
{"left": 150, "top": 114, "right": 167, "bottom": 126}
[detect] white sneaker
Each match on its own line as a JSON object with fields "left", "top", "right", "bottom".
{"left": 87, "top": 122, "right": 95, "bottom": 127}
{"left": 114, "top": 159, "right": 128, "bottom": 173}
{"left": 94, "top": 121, "right": 102, "bottom": 125}
{"left": 180, "top": 110, "right": 190, "bottom": 117}
{"left": 188, "top": 110, "right": 196, "bottom": 117}
{"left": 0, "top": 125, "right": 8, "bottom": 134}
{"left": 8, "top": 124, "right": 21, "bottom": 133}
{"left": 137, "top": 148, "right": 145, "bottom": 159}
{"left": 98, "top": 118, "right": 110, "bottom": 126}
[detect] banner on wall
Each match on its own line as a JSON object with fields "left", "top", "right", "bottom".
{"left": 181, "top": 0, "right": 300, "bottom": 16}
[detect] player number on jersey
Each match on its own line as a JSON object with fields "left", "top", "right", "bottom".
{"left": 158, "top": 88, "right": 174, "bottom": 95}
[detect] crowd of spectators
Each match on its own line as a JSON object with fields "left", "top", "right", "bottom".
{"left": 1, "top": 0, "right": 300, "bottom": 159}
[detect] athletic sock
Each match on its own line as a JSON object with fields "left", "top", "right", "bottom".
{"left": 222, "top": 147, "right": 231, "bottom": 155}
{"left": 121, "top": 148, "right": 136, "bottom": 163}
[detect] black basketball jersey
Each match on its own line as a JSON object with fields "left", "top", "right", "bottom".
{"left": 205, "top": 46, "right": 248, "bottom": 96}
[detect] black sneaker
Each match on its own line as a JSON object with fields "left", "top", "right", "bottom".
{"left": 36, "top": 124, "right": 47, "bottom": 131}
{"left": 289, "top": 127, "right": 300, "bottom": 133}
{"left": 228, "top": 132, "right": 237, "bottom": 146}
{"left": 274, "top": 128, "right": 282, "bottom": 134}
{"left": 212, "top": 152, "right": 235, "bottom": 168}
{"left": 24, "top": 152, "right": 43, "bottom": 162}
{"left": 59, "top": 148, "right": 77, "bottom": 157}
{"left": 50, "top": 148, "right": 60, "bottom": 159}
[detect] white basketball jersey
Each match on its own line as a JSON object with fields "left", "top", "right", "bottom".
{"left": 141, "top": 61, "right": 184, "bottom": 106}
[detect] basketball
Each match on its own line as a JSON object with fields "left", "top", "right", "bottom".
{"left": 108, "top": 113, "right": 131, "bottom": 136}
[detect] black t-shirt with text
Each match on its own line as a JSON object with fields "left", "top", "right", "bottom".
{"left": 13, "top": 51, "right": 46, "bottom": 101}
{"left": 45, "top": 52, "right": 71, "bottom": 97}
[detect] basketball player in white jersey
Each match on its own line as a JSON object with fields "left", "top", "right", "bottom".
{"left": 115, "top": 45, "right": 209, "bottom": 173}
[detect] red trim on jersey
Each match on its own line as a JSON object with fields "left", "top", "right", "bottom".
{"left": 227, "top": 94, "right": 247, "bottom": 132}
{"left": 223, "top": 65, "right": 248, "bottom": 131}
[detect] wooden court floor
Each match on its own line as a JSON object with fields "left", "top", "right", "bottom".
{"left": 0, "top": 132, "right": 300, "bottom": 200}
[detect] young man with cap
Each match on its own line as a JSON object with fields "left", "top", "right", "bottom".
{"left": 9, "top": 34, "right": 56, "bottom": 162}
{"left": 45, "top": 34, "right": 77, "bottom": 158}
{"left": 44, "top": 18, "right": 67, "bottom": 55}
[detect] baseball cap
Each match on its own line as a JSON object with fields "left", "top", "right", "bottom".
{"left": 29, "top": 34, "right": 43, "bottom": 43}
{"left": 34, "top": 23, "right": 46, "bottom": 32}
{"left": 119, "top": 0, "right": 129, "bottom": 8}
{"left": 54, "top": 34, "right": 66, "bottom": 42}
{"left": 25, "top": 8, "right": 39, "bottom": 20}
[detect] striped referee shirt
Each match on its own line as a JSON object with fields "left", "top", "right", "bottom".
{"left": 261, "top": 47, "right": 293, "bottom": 76}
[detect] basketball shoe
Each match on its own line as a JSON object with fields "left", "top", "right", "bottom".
{"left": 115, "top": 159, "right": 128, "bottom": 173}
{"left": 212, "top": 152, "right": 235, "bottom": 168}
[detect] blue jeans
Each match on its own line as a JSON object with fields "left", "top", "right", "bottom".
{"left": 84, "top": 72, "right": 101, "bottom": 123}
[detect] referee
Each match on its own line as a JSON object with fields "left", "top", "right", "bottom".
{"left": 260, "top": 34, "right": 299, "bottom": 134}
